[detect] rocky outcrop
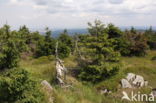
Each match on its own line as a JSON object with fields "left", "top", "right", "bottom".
{"left": 121, "top": 73, "right": 148, "bottom": 88}
{"left": 41, "top": 80, "right": 54, "bottom": 103}
{"left": 121, "top": 79, "right": 132, "bottom": 88}
{"left": 126, "top": 73, "right": 136, "bottom": 82}
{"left": 132, "top": 75, "right": 144, "bottom": 87}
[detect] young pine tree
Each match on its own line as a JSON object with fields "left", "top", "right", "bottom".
{"left": 0, "top": 25, "right": 26, "bottom": 70}
{"left": 78, "top": 20, "right": 121, "bottom": 83}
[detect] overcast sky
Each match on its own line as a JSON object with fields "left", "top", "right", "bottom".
{"left": 0, "top": 0, "right": 156, "bottom": 29}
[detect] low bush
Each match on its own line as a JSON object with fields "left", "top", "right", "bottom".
{"left": 0, "top": 68, "right": 44, "bottom": 103}
{"left": 79, "top": 63, "right": 120, "bottom": 83}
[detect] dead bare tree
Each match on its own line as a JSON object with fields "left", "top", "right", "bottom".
{"left": 74, "top": 36, "right": 84, "bottom": 60}
{"left": 55, "top": 41, "right": 67, "bottom": 86}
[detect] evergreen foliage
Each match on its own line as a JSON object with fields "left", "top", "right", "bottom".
{"left": 144, "top": 26, "right": 156, "bottom": 49}
{"left": 0, "top": 68, "right": 44, "bottom": 103}
{"left": 79, "top": 20, "right": 121, "bottom": 83}
{"left": 123, "top": 30, "right": 149, "bottom": 56}
{"left": 58, "top": 29, "right": 73, "bottom": 49}
{"left": 105, "top": 23, "right": 123, "bottom": 38}
{"left": 0, "top": 25, "right": 26, "bottom": 70}
{"left": 36, "top": 28, "right": 71, "bottom": 58}
{"left": 36, "top": 27, "right": 56, "bottom": 57}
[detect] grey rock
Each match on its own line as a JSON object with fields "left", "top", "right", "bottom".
{"left": 41, "top": 80, "right": 54, "bottom": 103}
{"left": 132, "top": 75, "right": 144, "bottom": 87}
{"left": 126, "top": 73, "right": 136, "bottom": 82}
{"left": 121, "top": 79, "right": 132, "bottom": 88}
{"left": 41, "top": 80, "right": 53, "bottom": 91}
{"left": 121, "top": 73, "right": 148, "bottom": 88}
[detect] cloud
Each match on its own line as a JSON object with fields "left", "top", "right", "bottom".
{"left": 0, "top": 0, "right": 156, "bottom": 29}
{"left": 108, "top": 0, "right": 124, "bottom": 4}
{"left": 29, "top": 0, "right": 156, "bottom": 16}
{"left": 33, "top": 4, "right": 48, "bottom": 10}
{"left": 7, "top": 0, "right": 156, "bottom": 15}
{"left": 34, "top": 0, "right": 48, "bottom": 5}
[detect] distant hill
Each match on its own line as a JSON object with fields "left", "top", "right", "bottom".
{"left": 52, "top": 29, "right": 88, "bottom": 37}
{"left": 120, "top": 26, "right": 156, "bottom": 31}
{"left": 39, "top": 29, "right": 88, "bottom": 37}
{"left": 38, "top": 26, "right": 156, "bottom": 37}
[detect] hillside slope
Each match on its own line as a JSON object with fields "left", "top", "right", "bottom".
{"left": 19, "top": 50, "right": 156, "bottom": 103}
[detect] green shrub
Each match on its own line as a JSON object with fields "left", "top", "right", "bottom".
{"left": 0, "top": 25, "right": 27, "bottom": 70}
{"left": 35, "top": 28, "right": 71, "bottom": 59}
{"left": 0, "top": 68, "right": 44, "bottom": 103}
{"left": 114, "top": 38, "right": 131, "bottom": 56}
{"left": 105, "top": 23, "right": 123, "bottom": 38}
{"left": 36, "top": 39, "right": 56, "bottom": 57}
{"left": 79, "top": 63, "right": 120, "bottom": 83}
{"left": 58, "top": 42, "right": 71, "bottom": 58}
{"left": 35, "top": 27, "right": 56, "bottom": 58}
{"left": 144, "top": 26, "right": 156, "bottom": 50}
{"left": 122, "top": 29, "right": 149, "bottom": 56}
{"left": 58, "top": 29, "right": 73, "bottom": 49}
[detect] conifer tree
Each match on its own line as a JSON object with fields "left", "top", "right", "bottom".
{"left": 0, "top": 25, "right": 26, "bottom": 70}
{"left": 79, "top": 20, "right": 121, "bottom": 83}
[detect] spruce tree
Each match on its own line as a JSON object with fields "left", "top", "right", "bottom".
{"left": 79, "top": 20, "right": 121, "bottom": 83}
{"left": 0, "top": 25, "right": 26, "bottom": 70}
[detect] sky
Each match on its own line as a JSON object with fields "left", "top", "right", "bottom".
{"left": 0, "top": 0, "right": 156, "bottom": 30}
